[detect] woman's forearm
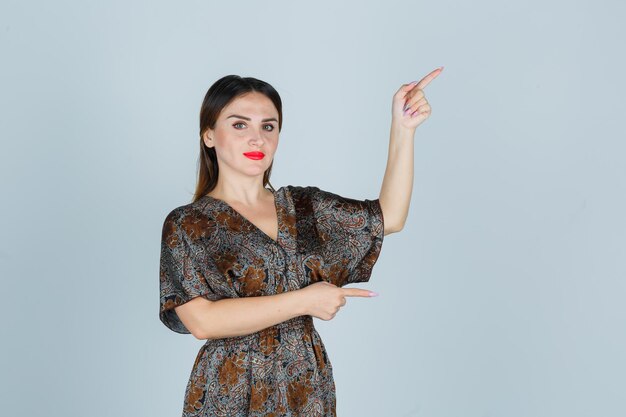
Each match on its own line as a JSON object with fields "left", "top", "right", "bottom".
{"left": 379, "top": 121, "right": 416, "bottom": 233}
{"left": 197, "top": 290, "right": 306, "bottom": 340}
{"left": 380, "top": 70, "right": 440, "bottom": 233}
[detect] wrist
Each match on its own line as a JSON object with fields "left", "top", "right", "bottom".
{"left": 390, "top": 120, "right": 416, "bottom": 138}
{"left": 289, "top": 289, "right": 309, "bottom": 316}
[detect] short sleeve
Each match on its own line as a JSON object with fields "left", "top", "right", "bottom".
{"left": 159, "top": 209, "right": 221, "bottom": 334}
{"left": 302, "top": 186, "right": 385, "bottom": 286}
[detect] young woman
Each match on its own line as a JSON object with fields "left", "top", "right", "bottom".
{"left": 159, "top": 70, "right": 442, "bottom": 416}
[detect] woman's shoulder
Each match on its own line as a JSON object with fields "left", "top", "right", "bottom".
{"left": 286, "top": 185, "right": 348, "bottom": 209}
{"left": 287, "top": 184, "right": 345, "bottom": 200}
{"left": 287, "top": 184, "right": 378, "bottom": 207}
{"left": 161, "top": 196, "right": 214, "bottom": 228}
{"left": 285, "top": 184, "right": 327, "bottom": 204}
{"left": 284, "top": 184, "right": 322, "bottom": 195}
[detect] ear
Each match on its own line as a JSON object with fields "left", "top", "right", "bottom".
{"left": 203, "top": 129, "right": 214, "bottom": 148}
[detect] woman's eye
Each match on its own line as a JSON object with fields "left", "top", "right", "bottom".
{"left": 232, "top": 122, "right": 275, "bottom": 131}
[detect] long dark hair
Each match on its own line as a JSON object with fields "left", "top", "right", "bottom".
{"left": 193, "top": 75, "right": 283, "bottom": 203}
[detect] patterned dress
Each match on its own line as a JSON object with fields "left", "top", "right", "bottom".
{"left": 159, "top": 185, "right": 385, "bottom": 416}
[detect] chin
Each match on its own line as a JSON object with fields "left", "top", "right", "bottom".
{"left": 242, "top": 167, "right": 270, "bottom": 176}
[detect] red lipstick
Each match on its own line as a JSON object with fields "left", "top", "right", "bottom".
{"left": 243, "top": 151, "right": 265, "bottom": 160}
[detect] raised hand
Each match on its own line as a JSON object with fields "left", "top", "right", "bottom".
{"left": 392, "top": 66, "right": 443, "bottom": 130}
{"left": 298, "top": 281, "right": 378, "bottom": 321}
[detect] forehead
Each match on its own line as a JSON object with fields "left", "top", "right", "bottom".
{"left": 221, "top": 92, "right": 278, "bottom": 118}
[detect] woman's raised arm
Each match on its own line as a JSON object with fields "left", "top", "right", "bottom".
{"left": 378, "top": 67, "right": 443, "bottom": 233}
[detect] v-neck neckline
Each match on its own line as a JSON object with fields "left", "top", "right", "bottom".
{"left": 203, "top": 186, "right": 283, "bottom": 245}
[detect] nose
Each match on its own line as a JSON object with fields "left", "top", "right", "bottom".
{"left": 249, "top": 128, "right": 266, "bottom": 147}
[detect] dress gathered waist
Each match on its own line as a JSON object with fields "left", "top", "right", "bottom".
{"left": 203, "top": 314, "right": 314, "bottom": 348}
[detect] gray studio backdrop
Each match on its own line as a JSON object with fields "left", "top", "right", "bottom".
{"left": 2, "top": 1, "right": 625, "bottom": 416}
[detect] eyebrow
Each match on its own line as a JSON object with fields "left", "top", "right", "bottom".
{"left": 226, "top": 114, "right": 278, "bottom": 123}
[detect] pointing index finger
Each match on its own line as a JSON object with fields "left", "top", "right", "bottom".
{"left": 342, "top": 288, "right": 378, "bottom": 297}
{"left": 415, "top": 67, "right": 443, "bottom": 90}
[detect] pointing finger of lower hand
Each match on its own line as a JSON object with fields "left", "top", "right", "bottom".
{"left": 342, "top": 288, "right": 379, "bottom": 297}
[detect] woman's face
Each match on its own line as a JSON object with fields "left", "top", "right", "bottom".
{"left": 204, "top": 92, "right": 280, "bottom": 179}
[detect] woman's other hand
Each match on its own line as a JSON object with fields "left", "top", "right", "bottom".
{"left": 392, "top": 66, "right": 443, "bottom": 130}
{"left": 298, "top": 281, "right": 378, "bottom": 321}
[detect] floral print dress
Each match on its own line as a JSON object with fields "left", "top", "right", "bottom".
{"left": 159, "top": 185, "right": 385, "bottom": 416}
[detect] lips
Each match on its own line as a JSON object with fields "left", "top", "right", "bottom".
{"left": 243, "top": 152, "right": 265, "bottom": 160}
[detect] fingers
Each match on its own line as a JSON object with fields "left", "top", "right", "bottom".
{"left": 405, "top": 97, "right": 430, "bottom": 116}
{"left": 342, "top": 288, "right": 378, "bottom": 298}
{"left": 397, "top": 67, "right": 443, "bottom": 98}
{"left": 415, "top": 104, "right": 431, "bottom": 117}
{"left": 327, "top": 288, "right": 376, "bottom": 320}
{"left": 403, "top": 91, "right": 426, "bottom": 111}
{"left": 401, "top": 82, "right": 418, "bottom": 92}
{"left": 415, "top": 66, "right": 443, "bottom": 90}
